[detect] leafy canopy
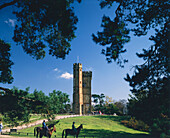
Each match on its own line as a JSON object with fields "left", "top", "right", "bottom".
{"left": 0, "top": 0, "right": 81, "bottom": 84}
{"left": 0, "top": 87, "right": 71, "bottom": 126}
{"left": 0, "top": 39, "right": 13, "bottom": 84}
{"left": 93, "top": 0, "right": 169, "bottom": 67}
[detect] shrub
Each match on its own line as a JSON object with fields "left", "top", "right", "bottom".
{"left": 121, "top": 117, "right": 149, "bottom": 131}
{"left": 151, "top": 116, "right": 170, "bottom": 137}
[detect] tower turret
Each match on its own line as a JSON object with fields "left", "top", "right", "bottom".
{"left": 73, "top": 63, "right": 83, "bottom": 115}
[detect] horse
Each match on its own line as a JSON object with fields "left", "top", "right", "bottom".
{"left": 34, "top": 124, "right": 56, "bottom": 138}
{"left": 62, "top": 124, "right": 83, "bottom": 138}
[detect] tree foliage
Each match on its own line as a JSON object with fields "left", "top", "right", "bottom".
{"left": 93, "top": 0, "right": 169, "bottom": 67}
{"left": 92, "top": 93, "right": 105, "bottom": 106}
{"left": 105, "top": 95, "right": 113, "bottom": 105}
{"left": 103, "top": 103, "right": 119, "bottom": 115}
{"left": 92, "top": 93, "right": 127, "bottom": 115}
{"left": 123, "top": 8, "right": 170, "bottom": 136}
{"left": 12, "top": 0, "right": 80, "bottom": 60}
{"left": 0, "top": 39, "right": 13, "bottom": 84}
{"left": 0, "top": 0, "right": 81, "bottom": 83}
{"left": 114, "top": 99, "right": 127, "bottom": 115}
{"left": 29, "top": 89, "right": 49, "bottom": 114}
{"left": 92, "top": 0, "right": 169, "bottom": 135}
{"left": 0, "top": 87, "right": 70, "bottom": 126}
{"left": 48, "top": 90, "right": 70, "bottom": 114}
{"left": 124, "top": 25, "right": 170, "bottom": 135}
{"left": 0, "top": 87, "right": 33, "bottom": 126}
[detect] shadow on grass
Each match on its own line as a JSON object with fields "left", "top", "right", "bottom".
{"left": 80, "top": 129, "right": 156, "bottom": 138}
{"left": 3, "top": 129, "right": 157, "bottom": 138}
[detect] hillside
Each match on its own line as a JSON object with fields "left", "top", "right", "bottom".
{"left": 9, "top": 115, "right": 155, "bottom": 138}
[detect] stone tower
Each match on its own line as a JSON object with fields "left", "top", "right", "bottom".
{"left": 73, "top": 63, "right": 92, "bottom": 115}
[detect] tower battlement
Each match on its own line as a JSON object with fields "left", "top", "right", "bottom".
{"left": 83, "top": 71, "right": 92, "bottom": 77}
{"left": 73, "top": 63, "right": 82, "bottom": 66}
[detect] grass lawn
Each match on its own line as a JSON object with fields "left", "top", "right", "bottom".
{"left": 2, "top": 114, "right": 45, "bottom": 129}
{"left": 8, "top": 115, "right": 154, "bottom": 138}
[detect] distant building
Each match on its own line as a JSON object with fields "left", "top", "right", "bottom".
{"left": 73, "top": 63, "right": 92, "bottom": 115}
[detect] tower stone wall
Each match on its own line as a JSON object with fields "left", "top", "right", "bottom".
{"left": 73, "top": 63, "right": 92, "bottom": 115}
{"left": 82, "top": 71, "right": 92, "bottom": 114}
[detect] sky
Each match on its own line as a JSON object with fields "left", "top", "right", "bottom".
{"left": 0, "top": 0, "right": 154, "bottom": 102}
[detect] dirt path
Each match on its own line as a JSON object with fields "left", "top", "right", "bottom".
{"left": 0, "top": 135, "right": 28, "bottom": 138}
{"left": 0, "top": 114, "right": 81, "bottom": 138}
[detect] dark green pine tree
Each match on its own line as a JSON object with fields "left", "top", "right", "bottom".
{"left": 125, "top": 22, "right": 170, "bottom": 135}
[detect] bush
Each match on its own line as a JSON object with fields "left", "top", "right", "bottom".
{"left": 151, "top": 116, "right": 170, "bottom": 137}
{"left": 121, "top": 117, "right": 149, "bottom": 131}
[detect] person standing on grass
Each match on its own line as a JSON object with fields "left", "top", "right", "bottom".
{"left": 0, "top": 121, "right": 3, "bottom": 135}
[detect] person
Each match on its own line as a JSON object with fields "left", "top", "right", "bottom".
{"left": 42, "top": 120, "right": 48, "bottom": 136}
{"left": 72, "top": 122, "right": 77, "bottom": 133}
{"left": 0, "top": 122, "right": 3, "bottom": 135}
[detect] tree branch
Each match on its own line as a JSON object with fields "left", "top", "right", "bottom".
{"left": 0, "top": 86, "right": 37, "bottom": 102}
{"left": 0, "top": 0, "right": 17, "bottom": 10}
{"left": 0, "top": 87, "right": 10, "bottom": 93}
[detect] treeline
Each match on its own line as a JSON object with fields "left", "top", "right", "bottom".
{"left": 0, "top": 87, "right": 71, "bottom": 127}
{"left": 92, "top": 94, "right": 127, "bottom": 116}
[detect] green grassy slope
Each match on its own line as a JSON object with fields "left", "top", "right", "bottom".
{"left": 10, "top": 115, "right": 154, "bottom": 138}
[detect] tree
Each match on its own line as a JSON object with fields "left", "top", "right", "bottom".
{"left": 92, "top": 93, "right": 105, "bottom": 106}
{"left": 30, "top": 89, "right": 49, "bottom": 114}
{"left": 125, "top": 22, "right": 169, "bottom": 120}
{"left": 0, "top": 0, "right": 81, "bottom": 83}
{"left": 0, "top": 39, "right": 13, "bottom": 84}
{"left": 48, "top": 90, "right": 70, "bottom": 114}
{"left": 93, "top": 0, "right": 169, "bottom": 135}
{"left": 0, "top": 0, "right": 169, "bottom": 81}
{"left": 0, "top": 87, "right": 71, "bottom": 125}
{"left": 92, "top": 93, "right": 105, "bottom": 112}
{"left": 0, "top": 87, "right": 33, "bottom": 126}
{"left": 114, "top": 99, "right": 127, "bottom": 115}
{"left": 105, "top": 95, "right": 113, "bottom": 105}
{"left": 0, "top": 0, "right": 79, "bottom": 123}
{"left": 124, "top": 27, "right": 170, "bottom": 135}
{"left": 124, "top": 15, "right": 169, "bottom": 136}
{"left": 92, "top": 94, "right": 99, "bottom": 104}
{"left": 93, "top": 0, "right": 169, "bottom": 67}
{"left": 103, "top": 103, "right": 119, "bottom": 115}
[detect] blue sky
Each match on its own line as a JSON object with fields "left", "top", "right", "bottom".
{"left": 0, "top": 1, "right": 154, "bottom": 102}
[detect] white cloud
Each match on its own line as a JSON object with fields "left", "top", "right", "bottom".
{"left": 54, "top": 68, "right": 59, "bottom": 72}
{"left": 4, "top": 18, "right": 16, "bottom": 27}
{"left": 53, "top": 68, "right": 61, "bottom": 73}
{"left": 60, "top": 72, "right": 73, "bottom": 79}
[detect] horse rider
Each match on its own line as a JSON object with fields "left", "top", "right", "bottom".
{"left": 42, "top": 120, "right": 48, "bottom": 136}
{"left": 72, "top": 122, "right": 77, "bottom": 133}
